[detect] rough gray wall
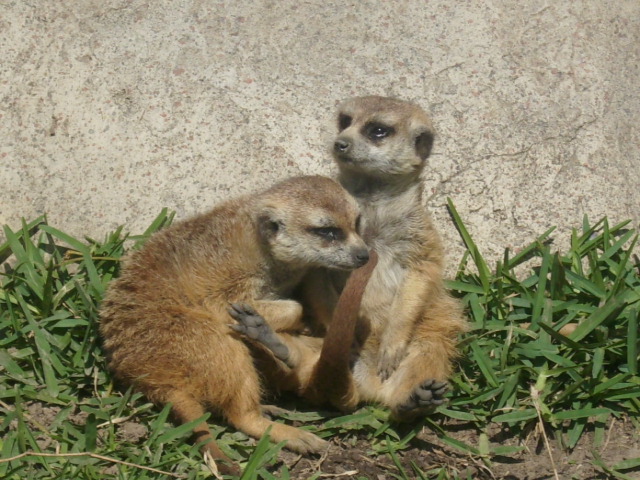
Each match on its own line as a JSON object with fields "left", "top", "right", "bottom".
{"left": 2, "top": 1, "right": 638, "bottom": 267}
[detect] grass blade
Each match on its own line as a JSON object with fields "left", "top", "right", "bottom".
{"left": 568, "top": 296, "right": 625, "bottom": 342}
{"left": 447, "top": 198, "right": 491, "bottom": 293}
{"left": 628, "top": 309, "right": 638, "bottom": 375}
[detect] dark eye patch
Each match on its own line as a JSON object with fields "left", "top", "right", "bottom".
{"left": 363, "top": 122, "right": 395, "bottom": 141}
{"left": 338, "top": 114, "right": 352, "bottom": 131}
{"left": 309, "top": 226, "right": 345, "bottom": 242}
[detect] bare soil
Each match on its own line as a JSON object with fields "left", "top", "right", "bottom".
{"left": 17, "top": 402, "right": 640, "bottom": 479}
{"left": 279, "top": 417, "right": 640, "bottom": 480}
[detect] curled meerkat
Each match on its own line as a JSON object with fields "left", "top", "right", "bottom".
{"left": 99, "top": 175, "right": 369, "bottom": 474}
{"left": 234, "top": 97, "right": 467, "bottom": 419}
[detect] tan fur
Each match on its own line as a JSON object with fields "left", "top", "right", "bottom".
{"left": 99, "top": 175, "right": 368, "bottom": 474}
{"left": 327, "top": 96, "right": 468, "bottom": 418}
{"left": 253, "top": 97, "right": 468, "bottom": 417}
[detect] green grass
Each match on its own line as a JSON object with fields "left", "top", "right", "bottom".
{"left": 1, "top": 206, "right": 639, "bottom": 479}
{"left": 444, "top": 201, "right": 640, "bottom": 472}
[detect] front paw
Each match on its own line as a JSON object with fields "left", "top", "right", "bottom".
{"left": 394, "top": 379, "right": 448, "bottom": 419}
{"left": 227, "top": 303, "right": 292, "bottom": 366}
{"left": 227, "top": 303, "right": 268, "bottom": 341}
{"left": 377, "top": 344, "right": 407, "bottom": 381}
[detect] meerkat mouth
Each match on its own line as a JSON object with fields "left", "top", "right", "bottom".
{"left": 335, "top": 153, "right": 368, "bottom": 165}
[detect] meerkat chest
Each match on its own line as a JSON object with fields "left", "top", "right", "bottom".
{"left": 359, "top": 231, "right": 409, "bottom": 330}
{"left": 360, "top": 196, "right": 420, "bottom": 263}
{"left": 356, "top": 195, "right": 424, "bottom": 329}
{"left": 362, "top": 251, "right": 404, "bottom": 316}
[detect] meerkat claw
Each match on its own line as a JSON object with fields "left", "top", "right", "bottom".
{"left": 397, "top": 379, "right": 449, "bottom": 413}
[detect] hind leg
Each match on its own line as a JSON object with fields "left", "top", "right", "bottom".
{"left": 378, "top": 341, "right": 453, "bottom": 421}
{"left": 228, "top": 407, "right": 327, "bottom": 454}
{"left": 205, "top": 334, "right": 328, "bottom": 455}
{"left": 165, "top": 390, "right": 241, "bottom": 476}
{"left": 222, "top": 368, "right": 328, "bottom": 454}
{"left": 379, "top": 297, "right": 466, "bottom": 421}
{"left": 393, "top": 378, "right": 448, "bottom": 418}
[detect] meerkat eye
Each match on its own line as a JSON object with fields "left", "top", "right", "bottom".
{"left": 338, "top": 114, "right": 352, "bottom": 131}
{"left": 365, "top": 122, "right": 394, "bottom": 141}
{"left": 310, "top": 227, "right": 345, "bottom": 242}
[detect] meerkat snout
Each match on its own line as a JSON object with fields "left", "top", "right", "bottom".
{"left": 334, "top": 138, "right": 351, "bottom": 155}
{"left": 351, "top": 245, "right": 370, "bottom": 267}
{"left": 313, "top": 231, "right": 369, "bottom": 270}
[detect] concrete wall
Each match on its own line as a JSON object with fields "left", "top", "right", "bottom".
{"left": 2, "top": 1, "right": 638, "bottom": 267}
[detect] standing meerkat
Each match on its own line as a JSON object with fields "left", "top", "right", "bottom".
{"left": 233, "top": 97, "right": 467, "bottom": 419}
{"left": 331, "top": 96, "right": 467, "bottom": 418}
{"left": 99, "top": 175, "right": 369, "bottom": 474}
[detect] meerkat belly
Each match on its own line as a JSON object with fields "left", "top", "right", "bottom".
{"left": 349, "top": 195, "right": 422, "bottom": 395}
{"left": 359, "top": 249, "right": 404, "bottom": 330}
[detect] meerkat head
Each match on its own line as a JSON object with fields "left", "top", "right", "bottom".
{"left": 255, "top": 176, "right": 369, "bottom": 270}
{"left": 333, "top": 96, "right": 434, "bottom": 179}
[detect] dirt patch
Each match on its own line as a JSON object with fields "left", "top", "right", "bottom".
{"left": 278, "top": 417, "right": 639, "bottom": 479}
{"left": 10, "top": 402, "right": 639, "bottom": 478}
{"left": 25, "top": 402, "right": 62, "bottom": 428}
{"left": 21, "top": 402, "right": 62, "bottom": 451}
{"left": 23, "top": 401, "right": 88, "bottom": 429}
{"left": 117, "top": 421, "right": 148, "bottom": 443}
{"left": 25, "top": 402, "right": 149, "bottom": 444}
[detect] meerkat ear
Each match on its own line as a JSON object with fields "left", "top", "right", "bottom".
{"left": 257, "top": 208, "right": 283, "bottom": 240}
{"left": 415, "top": 130, "right": 434, "bottom": 160}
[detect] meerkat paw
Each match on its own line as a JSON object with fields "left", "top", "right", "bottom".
{"left": 286, "top": 430, "right": 329, "bottom": 454}
{"left": 393, "top": 379, "right": 448, "bottom": 420}
{"left": 261, "top": 404, "right": 291, "bottom": 417}
{"left": 228, "top": 303, "right": 293, "bottom": 367}
{"left": 377, "top": 344, "right": 408, "bottom": 381}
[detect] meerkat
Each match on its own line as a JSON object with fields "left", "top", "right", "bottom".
{"left": 233, "top": 97, "right": 467, "bottom": 419}
{"left": 99, "top": 175, "right": 369, "bottom": 475}
{"left": 330, "top": 96, "right": 468, "bottom": 417}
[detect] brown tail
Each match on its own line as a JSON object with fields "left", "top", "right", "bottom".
{"left": 303, "top": 249, "right": 378, "bottom": 409}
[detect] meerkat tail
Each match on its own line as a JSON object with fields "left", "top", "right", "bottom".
{"left": 303, "top": 249, "right": 379, "bottom": 409}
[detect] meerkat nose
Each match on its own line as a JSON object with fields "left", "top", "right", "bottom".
{"left": 334, "top": 139, "right": 351, "bottom": 153}
{"left": 353, "top": 247, "right": 370, "bottom": 267}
